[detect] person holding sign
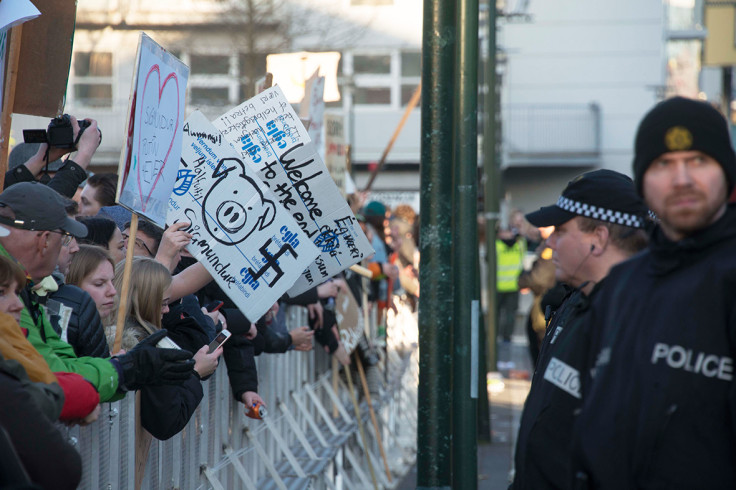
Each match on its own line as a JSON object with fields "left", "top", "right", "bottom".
{"left": 0, "top": 182, "right": 194, "bottom": 402}
{"left": 105, "top": 256, "right": 221, "bottom": 440}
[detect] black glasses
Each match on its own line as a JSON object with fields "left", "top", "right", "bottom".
{"left": 122, "top": 233, "right": 154, "bottom": 257}
{"left": 48, "top": 230, "right": 73, "bottom": 247}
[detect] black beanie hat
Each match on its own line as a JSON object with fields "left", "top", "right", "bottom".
{"left": 632, "top": 96, "right": 736, "bottom": 195}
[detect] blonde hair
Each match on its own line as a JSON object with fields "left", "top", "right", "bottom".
{"left": 106, "top": 257, "right": 172, "bottom": 336}
{"left": 66, "top": 245, "right": 115, "bottom": 287}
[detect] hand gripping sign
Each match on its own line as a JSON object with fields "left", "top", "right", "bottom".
{"left": 168, "top": 111, "right": 319, "bottom": 322}
{"left": 214, "top": 86, "right": 373, "bottom": 295}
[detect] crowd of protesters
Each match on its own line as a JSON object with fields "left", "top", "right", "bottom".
{"left": 512, "top": 96, "right": 736, "bottom": 489}
{"left": 0, "top": 115, "right": 420, "bottom": 489}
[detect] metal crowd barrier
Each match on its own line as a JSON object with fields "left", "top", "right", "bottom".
{"left": 65, "top": 301, "right": 418, "bottom": 489}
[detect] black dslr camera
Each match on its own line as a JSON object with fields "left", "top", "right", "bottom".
{"left": 23, "top": 114, "right": 93, "bottom": 149}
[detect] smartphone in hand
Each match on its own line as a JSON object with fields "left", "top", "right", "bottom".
{"left": 207, "top": 329, "right": 231, "bottom": 354}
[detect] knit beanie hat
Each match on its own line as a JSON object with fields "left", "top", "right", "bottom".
{"left": 632, "top": 96, "right": 736, "bottom": 195}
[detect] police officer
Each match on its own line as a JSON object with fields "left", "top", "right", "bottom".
{"left": 512, "top": 169, "right": 650, "bottom": 489}
{"left": 573, "top": 97, "right": 736, "bottom": 488}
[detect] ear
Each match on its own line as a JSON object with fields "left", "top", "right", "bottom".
{"left": 590, "top": 225, "right": 610, "bottom": 256}
{"left": 34, "top": 231, "right": 50, "bottom": 257}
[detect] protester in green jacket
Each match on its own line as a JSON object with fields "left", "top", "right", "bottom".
{"left": 0, "top": 182, "right": 194, "bottom": 401}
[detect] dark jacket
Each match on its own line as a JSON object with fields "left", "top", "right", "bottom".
{"left": 47, "top": 283, "right": 110, "bottom": 358}
{"left": 513, "top": 287, "right": 592, "bottom": 490}
{"left": 222, "top": 331, "right": 258, "bottom": 401}
{"left": 0, "top": 356, "right": 81, "bottom": 490}
{"left": 4, "top": 159, "right": 87, "bottom": 198}
{"left": 123, "top": 318, "right": 205, "bottom": 441}
{"left": 573, "top": 205, "right": 736, "bottom": 489}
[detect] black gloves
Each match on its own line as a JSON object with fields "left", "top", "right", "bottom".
{"left": 115, "top": 330, "right": 194, "bottom": 391}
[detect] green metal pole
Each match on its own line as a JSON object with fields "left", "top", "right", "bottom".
{"left": 483, "top": 0, "right": 500, "bottom": 373}
{"left": 417, "top": 0, "right": 455, "bottom": 487}
{"left": 452, "top": 0, "right": 479, "bottom": 484}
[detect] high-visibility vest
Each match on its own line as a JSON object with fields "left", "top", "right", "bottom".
{"left": 496, "top": 239, "right": 526, "bottom": 293}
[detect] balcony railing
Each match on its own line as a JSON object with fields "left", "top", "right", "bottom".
{"left": 502, "top": 103, "right": 601, "bottom": 168}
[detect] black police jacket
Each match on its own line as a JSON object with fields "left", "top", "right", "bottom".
{"left": 513, "top": 287, "right": 593, "bottom": 490}
{"left": 573, "top": 205, "right": 736, "bottom": 489}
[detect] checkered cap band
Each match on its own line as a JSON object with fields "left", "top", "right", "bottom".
{"left": 557, "top": 196, "right": 645, "bottom": 229}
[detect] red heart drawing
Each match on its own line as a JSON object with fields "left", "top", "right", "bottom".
{"left": 136, "top": 64, "right": 180, "bottom": 212}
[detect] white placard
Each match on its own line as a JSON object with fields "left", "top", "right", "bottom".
{"left": 0, "top": 0, "right": 40, "bottom": 31}
{"left": 324, "top": 113, "right": 347, "bottom": 197}
{"left": 118, "top": 33, "right": 189, "bottom": 227}
{"left": 214, "top": 86, "right": 373, "bottom": 295}
{"left": 168, "top": 111, "right": 319, "bottom": 321}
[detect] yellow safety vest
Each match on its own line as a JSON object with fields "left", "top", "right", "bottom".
{"left": 496, "top": 239, "right": 526, "bottom": 293}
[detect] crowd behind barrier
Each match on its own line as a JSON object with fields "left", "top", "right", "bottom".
{"left": 63, "top": 301, "right": 418, "bottom": 489}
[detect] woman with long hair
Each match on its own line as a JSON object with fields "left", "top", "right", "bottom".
{"left": 105, "top": 256, "right": 221, "bottom": 440}
{"left": 47, "top": 245, "right": 112, "bottom": 358}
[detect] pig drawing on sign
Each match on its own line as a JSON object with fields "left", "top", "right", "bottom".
{"left": 202, "top": 157, "right": 276, "bottom": 245}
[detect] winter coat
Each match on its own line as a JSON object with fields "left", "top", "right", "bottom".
{"left": 573, "top": 205, "right": 736, "bottom": 489}
{"left": 111, "top": 317, "right": 205, "bottom": 441}
{"left": 513, "top": 287, "right": 592, "bottom": 490}
{"left": 47, "top": 282, "right": 110, "bottom": 358}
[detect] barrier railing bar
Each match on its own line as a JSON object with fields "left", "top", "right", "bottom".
{"left": 245, "top": 427, "right": 288, "bottom": 490}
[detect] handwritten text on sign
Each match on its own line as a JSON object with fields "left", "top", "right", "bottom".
{"left": 168, "top": 111, "right": 319, "bottom": 321}
{"left": 214, "top": 86, "right": 373, "bottom": 295}
{"left": 118, "top": 33, "right": 188, "bottom": 227}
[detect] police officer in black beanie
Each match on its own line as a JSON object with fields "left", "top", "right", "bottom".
{"left": 511, "top": 170, "right": 650, "bottom": 490}
{"left": 572, "top": 97, "right": 736, "bottom": 489}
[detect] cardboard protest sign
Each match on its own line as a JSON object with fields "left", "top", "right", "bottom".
{"left": 266, "top": 51, "right": 341, "bottom": 103}
{"left": 300, "top": 70, "right": 325, "bottom": 151}
{"left": 324, "top": 113, "right": 347, "bottom": 197}
{"left": 118, "top": 33, "right": 189, "bottom": 227}
{"left": 213, "top": 86, "right": 373, "bottom": 295}
{"left": 12, "top": 0, "right": 72, "bottom": 117}
{"left": 335, "top": 287, "right": 364, "bottom": 354}
{"left": 168, "top": 111, "right": 319, "bottom": 321}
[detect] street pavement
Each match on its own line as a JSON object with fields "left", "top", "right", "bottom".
{"left": 397, "top": 335, "right": 533, "bottom": 489}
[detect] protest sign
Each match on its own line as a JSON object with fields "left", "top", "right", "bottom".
{"left": 118, "top": 33, "right": 189, "bottom": 227}
{"left": 266, "top": 51, "right": 341, "bottom": 103}
{"left": 214, "top": 86, "right": 373, "bottom": 295}
{"left": 12, "top": 0, "right": 72, "bottom": 117}
{"left": 168, "top": 111, "right": 319, "bottom": 321}
{"left": 335, "top": 287, "right": 363, "bottom": 354}
{"left": 324, "top": 113, "right": 347, "bottom": 197}
{"left": 300, "top": 69, "right": 325, "bottom": 151}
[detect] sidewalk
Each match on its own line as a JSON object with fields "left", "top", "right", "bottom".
{"left": 397, "top": 338, "right": 532, "bottom": 489}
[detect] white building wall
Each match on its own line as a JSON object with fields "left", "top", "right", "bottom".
{"left": 501, "top": 0, "right": 666, "bottom": 213}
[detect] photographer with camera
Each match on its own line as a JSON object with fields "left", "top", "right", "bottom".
{"left": 5, "top": 115, "right": 101, "bottom": 198}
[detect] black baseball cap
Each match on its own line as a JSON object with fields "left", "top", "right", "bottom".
{"left": 0, "top": 182, "right": 87, "bottom": 237}
{"left": 525, "top": 169, "right": 649, "bottom": 229}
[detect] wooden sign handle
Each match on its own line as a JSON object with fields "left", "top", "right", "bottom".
{"left": 113, "top": 213, "right": 139, "bottom": 353}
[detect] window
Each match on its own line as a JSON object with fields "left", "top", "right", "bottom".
{"left": 190, "top": 87, "right": 230, "bottom": 106}
{"left": 354, "top": 55, "right": 391, "bottom": 75}
{"left": 401, "top": 52, "right": 421, "bottom": 77}
{"left": 73, "top": 52, "right": 113, "bottom": 108}
{"left": 238, "top": 52, "right": 268, "bottom": 100}
{"left": 400, "top": 51, "right": 421, "bottom": 107}
{"left": 354, "top": 87, "right": 391, "bottom": 105}
{"left": 190, "top": 55, "right": 230, "bottom": 75}
{"left": 184, "top": 52, "right": 237, "bottom": 108}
